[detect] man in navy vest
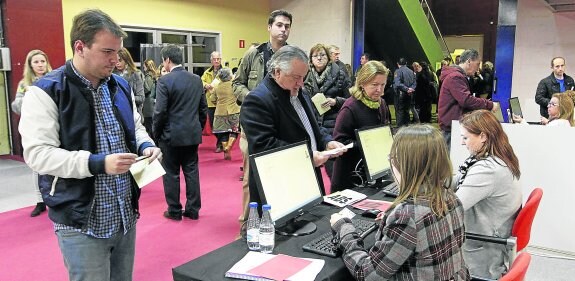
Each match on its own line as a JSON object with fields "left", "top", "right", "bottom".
{"left": 19, "top": 9, "right": 160, "bottom": 281}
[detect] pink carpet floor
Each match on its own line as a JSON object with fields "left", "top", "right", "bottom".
{"left": 0, "top": 135, "right": 331, "bottom": 281}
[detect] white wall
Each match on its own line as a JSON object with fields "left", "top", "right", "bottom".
{"left": 512, "top": 0, "right": 575, "bottom": 106}
{"left": 270, "top": 0, "right": 353, "bottom": 65}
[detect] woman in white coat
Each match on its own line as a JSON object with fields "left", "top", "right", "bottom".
{"left": 456, "top": 110, "right": 522, "bottom": 279}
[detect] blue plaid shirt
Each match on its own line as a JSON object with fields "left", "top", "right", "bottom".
{"left": 54, "top": 65, "right": 137, "bottom": 238}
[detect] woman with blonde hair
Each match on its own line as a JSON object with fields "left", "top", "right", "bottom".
{"left": 115, "top": 47, "right": 145, "bottom": 115}
{"left": 331, "top": 60, "right": 390, "bottom": 192}
{"left": 513, "top": 92, "right": 574, "bottom": 126}
{"left": 11, "top": 49, "right": 53, "bottom": 217}
{"left": 456, "top": 110, "right": 522, "bottom": 279}
{"left": 142, "top": 59, "right": 159, "bottom": 137}
{"left": 331, "top": 125, "right": 469, "bottom": 280}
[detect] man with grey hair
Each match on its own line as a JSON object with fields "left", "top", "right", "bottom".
{"left": 438, "top": 49, "right": 496, "bottom": 148}
{"left": 240, "top": 45, "right": 346, "bottom": 206}
{"left": 329, "top": 45, "right": 350, "bottom": 80}
{"left": 19, "top": 9, "right": 161, "bottom": 280}
{"left": 201, "top": 51, "right": 223, "bottom": 152}
{"left": 154, "top": 44, "right": 207, "bottom": 221}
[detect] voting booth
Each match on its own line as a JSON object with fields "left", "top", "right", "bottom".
{"left": 450, "top": 121, "right": 575, "bottom": 254}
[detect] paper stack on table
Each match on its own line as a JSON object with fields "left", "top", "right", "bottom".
{"left": 225, "top": 251, "right": 324, "bottom": 281}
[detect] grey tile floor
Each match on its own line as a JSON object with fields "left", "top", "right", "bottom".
{"left": 1, "top": 158, "right": 574, "bottom": 280}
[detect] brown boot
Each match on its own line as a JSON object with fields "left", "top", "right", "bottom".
{"left": 222, "top": 141, "right": 231, "bottom": 160}
{"left": 223, "top": 137, "right": 236, "bottom": 160}
{"left": 225, "top": 137, "right": 236, "bottom": 151}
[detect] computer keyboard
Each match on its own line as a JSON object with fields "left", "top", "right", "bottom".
{"left": 302, "top": 218, "right": 377, "bottom": 258}
{"left": 381, "top": 181, "right": 399, "bottom": 197}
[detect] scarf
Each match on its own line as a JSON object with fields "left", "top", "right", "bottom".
{"left": 352, "top": 88, "right": 380, "bottom": 109}
{"left": 456, "top": 155, "right": 480, "bottom": 188}
{"left": 312, "top": 63, "right": 332, "bottom": 86}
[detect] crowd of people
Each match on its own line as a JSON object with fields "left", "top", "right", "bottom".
{"left": 11, "top": 7, "right": 574, "bottom": 281}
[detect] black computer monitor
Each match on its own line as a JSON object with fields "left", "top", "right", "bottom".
{"left": 355, "top": 125, "right": 394, "bottom": 183}
{"left": 250, "top": 141, "right": 324, "bottom": 236}
{"left": 492, "top": 101, "right": 505, "bottom": 122}
{"left": 509, "top": 97, "right": 523, "bottom": 119}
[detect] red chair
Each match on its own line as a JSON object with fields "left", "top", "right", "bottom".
{"left": 499, "top": 252, "right": 532, "bottom": 281}
{"left": 466, "top": 188, "right": 543, "bottom": 279}
{"left": 512, "top": 188, "right": 543, "bottom": 252}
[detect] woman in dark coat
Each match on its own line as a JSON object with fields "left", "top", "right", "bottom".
{"left": 331, "top": 61, "right": 390, "bottom": 192}
{"left": 304, "top": 43, "right": 351, "bottom": 178}
{"left": 414, "top": 62, "right": 435, "bottom": 123}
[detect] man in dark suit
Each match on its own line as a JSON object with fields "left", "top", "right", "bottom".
{"left": 154, "top": 45, "right": 207, "bottom": 221}
{"left": 240, "top": 45, "right": 346, "bottom": 206}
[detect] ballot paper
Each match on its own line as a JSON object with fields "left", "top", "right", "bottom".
{"left": 129, "top": 158, "right": 166, "bottom": 188}
{"left": 311, "top": 93, "right": 330, "bottom": 115}
{"left": 323, "top": 189, "right": 367, "bottom": 207}
{"left": 323, "top": 142, "right": 353, "bottom": 156}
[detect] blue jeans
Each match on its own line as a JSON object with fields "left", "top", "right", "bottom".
{"left": 56, "top": 226, "right": 136, "bottom": 281}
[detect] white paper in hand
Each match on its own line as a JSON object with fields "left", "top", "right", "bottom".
{"left": 311, "top": 93, "right": 330, "bottom": 116}
{"left": 129, "top": 158, "right": 166, "bottom": 188}
{"left": 323, "top": 142, "right": 353, "bottom": 156}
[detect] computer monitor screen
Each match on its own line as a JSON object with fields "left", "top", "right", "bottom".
{"left": 509, "top": 97, "right": 523, "bottom": 118}
{"left": 355, "top": 125, "right": 394, "bottom": 183}
{"left": 493, "top": 101, "right": 505, "bottom": 122}
{"left": 250, "top": 141, "right": 323, "bottom": 236}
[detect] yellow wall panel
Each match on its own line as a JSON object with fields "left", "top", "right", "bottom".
{"left": 62, "top": 0, "right": 271, "bottom": 66}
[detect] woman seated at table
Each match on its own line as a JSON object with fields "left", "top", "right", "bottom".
{"left": 456, "top": 110, "right": 522, "bottom": 279}
{"left": 330, "top": 60, "right": 390, "bottom": 192}
{"left": 512, "top": 92, "right": 574, "bottom": 127}
{"left": 330, "top": 125, "right": 469, "bottom": 281}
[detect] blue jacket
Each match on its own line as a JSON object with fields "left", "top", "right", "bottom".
{"left": 24, "top": 60, "right": 154, "bottom": 228}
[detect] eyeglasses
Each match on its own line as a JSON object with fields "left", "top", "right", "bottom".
{"left": 548, "top": 102, "right": 559, "bottom": 107}
{"left": 312, "top": 53, "right": 327, "bottom": 59}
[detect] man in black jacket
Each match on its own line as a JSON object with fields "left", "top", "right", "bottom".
{"left": 535, "top": 57, "right": 575, "bottom": 118}
{"left": 154, "top": 45, "right": 208, "bottom": 221}
{"left": 240, "top": 45, "right": 346, "bottom": 206}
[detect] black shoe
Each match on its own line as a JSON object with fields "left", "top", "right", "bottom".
{"left": 30, "top": 203, "right": 46, "bottom": 217}
{"left": 163, "top": 211, "right": 182, "bottom": 221}
{"left": 183, "top": 211, "right": 199, "bottom": 220}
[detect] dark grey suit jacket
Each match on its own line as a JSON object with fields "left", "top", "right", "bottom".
{"left": 153, "top": 66, "right": 207, "bottom": 146}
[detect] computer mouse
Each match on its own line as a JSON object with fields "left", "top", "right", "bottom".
{"left": 361, "top": 209, "right": 381, "bottom": 218}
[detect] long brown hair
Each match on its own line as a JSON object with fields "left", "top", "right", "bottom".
{"left": 389, "top": 125, "right": 456, "bottom": 217}
{"left": 118, "top": 47, "right": 137, "bottom": 74}
{"left": 459, "top": 110, "right": 521, "bottom": 179}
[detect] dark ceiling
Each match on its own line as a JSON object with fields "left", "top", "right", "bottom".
{"left": 542, "top": 0, "right": 575, "bottom": 12}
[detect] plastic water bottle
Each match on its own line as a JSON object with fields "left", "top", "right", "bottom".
{"left": 246, "top": 202, "right": 260, "bottom": 251}
{"left": 259, "top": 204, "right": 275, "bottom": 254}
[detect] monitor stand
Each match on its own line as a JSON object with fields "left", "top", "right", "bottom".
{"left": 276, "top": 218, "right": 317, "bottom": 237}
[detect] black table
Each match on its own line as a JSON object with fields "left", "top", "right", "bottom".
{"left": 172, "top": 187, "right": 391, "bottom": 281}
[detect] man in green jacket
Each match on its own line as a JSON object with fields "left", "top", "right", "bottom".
{"left": 232, "top": 9, "right": 292, "bottom": 235}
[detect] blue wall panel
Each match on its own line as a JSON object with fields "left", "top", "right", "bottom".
{"left": 494, "top": 25, "right": 516, "bottom": 122}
